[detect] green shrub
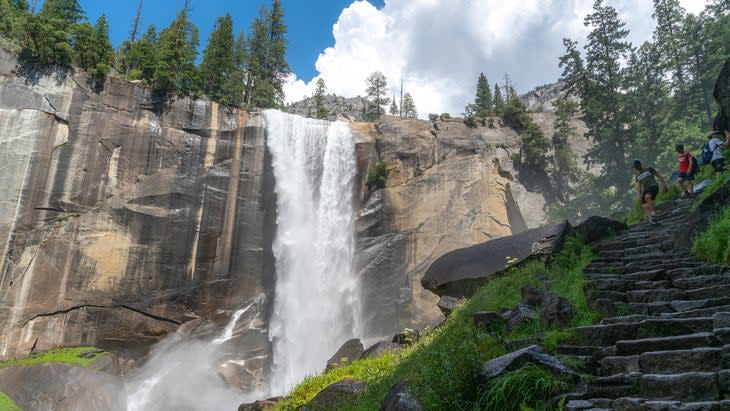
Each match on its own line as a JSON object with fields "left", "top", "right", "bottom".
{"left": 367, "top": 161, "right": 388, "bottom": 191}
{"left": 476, "top": 363, "right": 574, "bottom": 411}
{"left": 692, "top": 204, "right": 730, "bottom": 265}
{"left": 428, "top": 113, "right": 439, "bottom": 122}
{"left": 440, "top": 113, "right": 451, "bottom": 120}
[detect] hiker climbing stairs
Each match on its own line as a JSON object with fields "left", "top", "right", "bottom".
{"left": 562, "top": 199, "right": 730, "bottom": 411}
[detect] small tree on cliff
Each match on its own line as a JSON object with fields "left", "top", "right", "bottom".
{"left": 493, "top": 83, "right": 504, "bottom": 115}
{"left": 73, "top": 15, "right": 114, "bottom": 78}
{"left": 365, "top": 70, "right": 390, "bottom": 120}
{"left": 314, "top": 78, "right": 328, "bottom": 118}
{"left": 402, "top": 92, "right": 417, "bottom": 118}
{"left": 389, "top": 95, "right": 398, "bottom": 116}
{"left": 198, "top": 14, "right": 236, "bottom": 104}
{"left": 474, "top": 72, "right": 493, "bottom": 117}
{"left": 153, "top": 8, "right": 199, "bottom": 95}
{"left": 118, "top": 25, "right": 158, "bottom": 82}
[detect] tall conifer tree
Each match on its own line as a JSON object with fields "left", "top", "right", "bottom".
{"left": 199, "top": 14, "right": 235, "bottom": 103}
{"left": 153, "top": 8, "right": 199, "bottom": 95}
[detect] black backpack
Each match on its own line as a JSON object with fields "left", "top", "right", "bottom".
{"left": 699, "top": 142, "right": 713, "bottom": 165}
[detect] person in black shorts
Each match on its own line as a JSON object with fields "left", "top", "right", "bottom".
{"left": 633, "top": 160, "right": 668, "bottom": 225}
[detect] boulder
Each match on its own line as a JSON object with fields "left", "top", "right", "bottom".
{"left": 520, "top": 285, "right": 546, "bottom": 308}
{"left": 238, "top": 397, "right": 281, "bottom": 411}
{"left": 362, "top": 341, "right": 401, "bottom": 359}
{"left": 502, "top": 303, "right": 538, "bottom": 330}
{"left": 478, "top": 345, "right": 579, "bottom": 385}
{"left": 540, "top": 292, "right": 576, "bottom": 327}
{"left": 305, "top": 379, "right": 367, "bottom": 410}
{"left": 570, "top": 216, "right": 628, "bottom": 244}
{"left": 325, "top": 339, "right": 365, "bottom": 372}
{"left": 473, "top": 312, "right": 508, "bottom": 333}
{"left": 436, "top": 296, "right": 463, "bottom": 317}
{"left": 380, "top": 381, "right": 424, "bottom": 411}
{"left": 0, "top": 363, "right": 126, "bottom": 411}
{"left": 422, "top": 222, "right": 571, "bottom": 298}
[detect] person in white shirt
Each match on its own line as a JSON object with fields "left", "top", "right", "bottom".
{"left": 707, "top": 130, "right": 730, "bottom": 178}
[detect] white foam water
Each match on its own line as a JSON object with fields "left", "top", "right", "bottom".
{"left": 264, "top": 110, "right": 361, "bottom": 395}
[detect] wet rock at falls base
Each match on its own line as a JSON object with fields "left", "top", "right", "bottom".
{"left": 325, "top": 339, "right": 365, "bottom": 372}
{"left": 421, "top": 222, "right": 571, "bottom": 298}
{"left": 238, "top": 397, "right": 281, "bottom": 411}
{"left": 0, "top": 363, "right": 125, "bottom": 411}
{"left": 436, "top": 295, "right": 463, "bottom": 318}
{"left": 304, "top": 379, "right": 367, "bottom": 410}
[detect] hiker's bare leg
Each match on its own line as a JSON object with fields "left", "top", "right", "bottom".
{"left": 644, "top": 194, "right": 656, "bottom": 219}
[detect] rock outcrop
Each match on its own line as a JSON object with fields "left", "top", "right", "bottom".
{"left": 0, "top": 49, "right": 275, "bottom": 362}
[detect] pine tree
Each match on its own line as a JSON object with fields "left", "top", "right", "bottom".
{"left": 402, "top": 92, "right": 417, "bottom": 118}
{"left": 577, "top": 0, "right": 632, "bottom": 199}
{"left": 0, "top": 0, "right": 28, "bottom": 40}
{"left": 652, "top": 0, "right": 687, "bottom": 91}
{"left": 493, "top": 83, "right": 504, "bottom": 115}
{"left": 365, "top": 71, "right": 390, "bottom": 120}
{"left": 474, "top": 73, "right": 492, "bottom": 117}
{"left": 314, "top": 78, "right": 328, "bottom": 119}
{"left": 198, "top": 14, "right": 235, "bottom": 103}
{"left": 389, "top": 95, "right": 398, "bottom": 116}
{"left": 39, "top": 0, "right": 84, "bottom": 27}
{"left": 73, "top": 15, "right": 114, "bottom": 77}
{"left": 245, "top": 0, "right": 290, "bottom": 108}
{"left": 119, "top": 25, "right": 158, "bottom": 81}
{"left": 552, "top": 98, "right": 580, "bottom": 194}
{"left": 153, "top": 8, "right": 199, "bottom": 95}
{"left": 221, "top": 30, "right": 247, "bottom": 106}
{"left": 501, "top": 98, "right": 551, "bottom": 171}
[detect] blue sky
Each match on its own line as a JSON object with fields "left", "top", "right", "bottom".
{"left": 77, "top": 0, "right": 384, "bottom": 82}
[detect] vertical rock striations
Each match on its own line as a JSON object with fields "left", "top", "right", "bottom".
{"left": 0, "top": 49, "right": 275, "bottom": 360}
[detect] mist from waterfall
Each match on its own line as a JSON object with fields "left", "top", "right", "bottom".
{"left": 264, "top": 110, "right": 361, "bottom": 395}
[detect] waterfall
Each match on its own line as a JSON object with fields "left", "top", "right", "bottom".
{"left": 264, "top": 110, "right": 361, "bottom": 395}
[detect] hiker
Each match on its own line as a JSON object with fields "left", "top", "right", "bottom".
{"left": 633, "top": 160, "right": 668, "bottom": 225}
{"left": 675, "top": 143, "right": 696, "bottom": 197}
{"left": 707, "top": 130, "right": 730, "bottom": 178}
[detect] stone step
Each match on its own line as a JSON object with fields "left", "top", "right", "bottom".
{"left": 659, "top": 304, "right": 730, "bottom": 320}
{"left": 615, "top": 332, "right": 720, "bottom": 356}
{"left": 601, "top": 297, "right": 730, "bottom": 317}
{"left": 589, "top": 278, "right": 673, "bottom": 292}
{"left": 673, "top": 274, "right": 730, "bottom": 290}
{"left": 609, "top": 398, "right": 730, "bottom": 411}
{"left": 575, "top": 318, "right": 714, "bottom": 346}
{"left": 556, "top": 345, "right": 602, "bottom": 356}
{"left": 582, "top": 372, "right": 720, "bottom": 402}
{"left": 599, "top": 346, "right": 727, "bottom": 376}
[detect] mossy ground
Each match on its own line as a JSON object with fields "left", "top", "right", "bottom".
{"left": 0, "top": 347, "right": 106, "bottom": 369}
{"left": 274, "top": 238, "right": 595, "bottom": 410}
{"left": 0, "top": 392, "right": 20, "bottom": 411}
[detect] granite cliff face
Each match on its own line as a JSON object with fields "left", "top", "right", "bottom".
{"left": 0, "top": 49, "right": 275, "bottom": 363}
{"left": 353, "top": 113, "right": 589, "bottom": 332}
{"left": 0, "top": 47, "right": 587, "bottom": 365}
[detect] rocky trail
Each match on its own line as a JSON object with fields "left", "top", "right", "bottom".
{"left": 562, "top": 198, "right": 730, "bottom": 410}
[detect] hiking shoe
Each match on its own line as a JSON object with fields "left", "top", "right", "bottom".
{"left": 680, "top": 191, "right": 688, "bottom": 198}
{"left": 649, "top": 219, "right": 660, "bottom": 226}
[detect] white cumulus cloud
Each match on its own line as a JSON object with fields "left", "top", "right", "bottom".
{"left": 284, "top": 0, "right": 711, "bottom": 118}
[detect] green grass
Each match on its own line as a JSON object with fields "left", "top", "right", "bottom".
{"left": 0, "top": 392, "right": 21, "bottom": 411}
{"left": 476, "top": 363, "right": 574, "bottom": 411}
{"left": 692, "top": 203, "right": 730, "bottom": 265}
{"left": 275, "top": 238, "right": 595, "bottom": 410}
{"left": 0, "top": 347, "right": 106, "bottom": 369}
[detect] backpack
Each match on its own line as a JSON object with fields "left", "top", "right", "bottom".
{"left": 699, "top": 142, "right": 713, "bottom": 165}
{"left": 688, "top": 155, "right": 699, "bottom": 175}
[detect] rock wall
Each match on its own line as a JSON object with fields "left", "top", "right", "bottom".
{"left": 353, "top": 114, "right": 589, "bottom": 333}
{"left": 0, "top": 49, "right": 276, "bottom": 360}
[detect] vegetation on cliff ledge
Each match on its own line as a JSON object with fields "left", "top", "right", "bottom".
{"left": 275, "top": 238, "right": 594, "bottom": 410}
{"left": 0, "top": 346, "right": 106, "bottom": 369}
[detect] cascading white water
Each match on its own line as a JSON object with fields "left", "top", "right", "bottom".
{"left": 264, "top": 110, "right": 361, "bottom": 395}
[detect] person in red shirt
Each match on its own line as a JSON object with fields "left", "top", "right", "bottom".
{"left": 676, "top": 143, "right": 695, "bottom": 197}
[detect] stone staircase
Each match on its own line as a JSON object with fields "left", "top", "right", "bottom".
{"left": 562, "top": 199, "right": 730, "bottom": 411}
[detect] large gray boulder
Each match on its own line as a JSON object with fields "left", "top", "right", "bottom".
{"left": 304, "top": 379, "right": 367, "bottom": 410}
{"left": 570, "top": 216, "right": 627, "bottom": 244}
{"left": 380, "top": 381, "right": 424, "bottom": 411}
{"left": 478, "top": 345, "right": 578, "bottom": 385}
{"left": 325, "top": 339, "right": 364, "bottom": 372}
{"left": 422, "top": 222, "right": 571, "bottom": 298}
{"left": 0, "top": 363, "right": 125, "bottom": 411}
